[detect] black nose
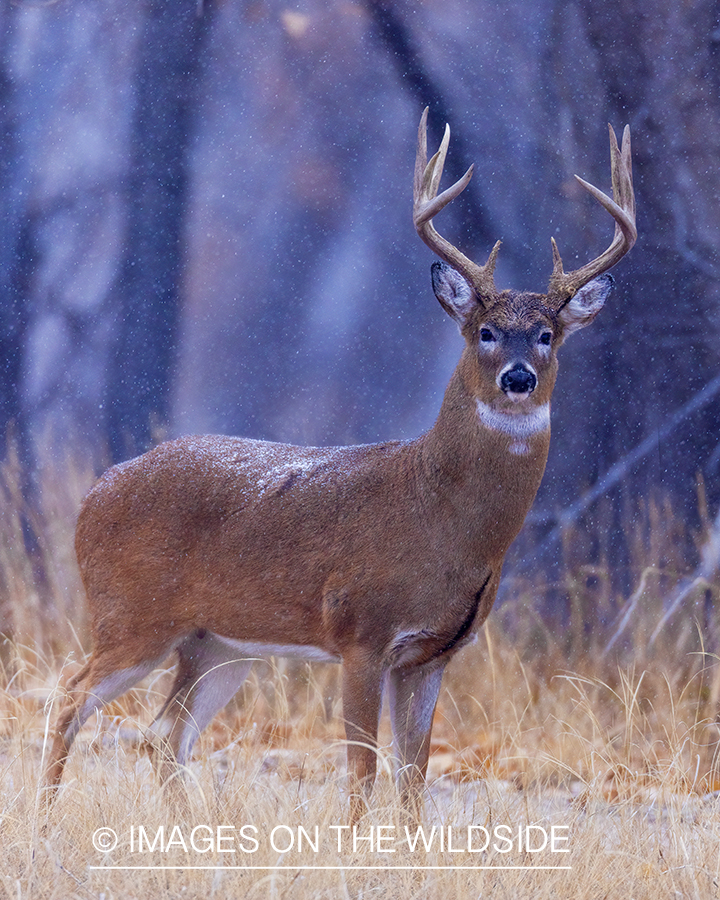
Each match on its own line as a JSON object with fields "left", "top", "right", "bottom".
{"left": 500, "top": 365, "right": 536, "bottom": 395}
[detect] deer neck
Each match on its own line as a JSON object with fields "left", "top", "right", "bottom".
{"left": 416, "top": 352, "right": 551, "bottom": 560}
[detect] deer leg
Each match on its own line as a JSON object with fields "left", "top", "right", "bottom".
{"left": 341, "top": 650, "right": 385, "bottom": 823}
{"left": 388, "top": 661, "right": 445, "bottom": 818}
{"left": 145, "top": 630, "right": 253, "bottom": 780}
{"left": 43, "top": 647, "right": 167, "bottom": 802}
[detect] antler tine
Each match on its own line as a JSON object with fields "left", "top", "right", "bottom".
{"left": 413, "top": 108, "right": 500, "bottom": 303}
{"left": 548, "top": 124, "right": 637, "bottom": 304}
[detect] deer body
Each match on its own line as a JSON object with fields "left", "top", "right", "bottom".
{"left": 45, "top": 112, "right": 636, "bottom": 818}
{"left": 77, "top": 368, "right": 549, "bottom": 661}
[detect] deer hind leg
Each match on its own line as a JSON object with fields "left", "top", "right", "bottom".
{"left": 43, "top": 648, "right": 166, "bottom": 802}
{"left": 388, "top": 661, "right": 446, "bottom": 819}
{"left": 145, "top": 630, "right": 253, "bottom": 780}
{"left": 341, "top": 650, "right": 385, "bottom": 823}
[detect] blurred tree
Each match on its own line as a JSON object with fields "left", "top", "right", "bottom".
{"left": 524, "top": 0, "right": 720, "bottom": 578}
{"left": 106, "top": 0, "right": 215, "bottom": 461}
{"left": 585, "top": 0, "right": 720, "bottom": 500}
{"left": 0, "top": 7, "right": 28, "bottom": 461}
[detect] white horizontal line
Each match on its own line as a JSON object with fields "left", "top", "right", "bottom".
{"left": 90, "top": 865, "right": 572, "bottom": 871}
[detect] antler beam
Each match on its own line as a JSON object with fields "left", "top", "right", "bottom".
{"left": 413, "top": 107, "right": 501, "bottom": 304}
{"left": 548, "top": 124, "right": 637, "bottom": 304}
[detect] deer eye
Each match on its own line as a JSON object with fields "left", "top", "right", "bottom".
{"left": 480, "top": 327, "right": 496, "bottom": 343}
{"left": 538, "top": 331, "right": 552, "bottom": 346}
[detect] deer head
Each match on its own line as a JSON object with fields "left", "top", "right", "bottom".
{"left": 414, "top": 108, "right": 637, "bottom": 415}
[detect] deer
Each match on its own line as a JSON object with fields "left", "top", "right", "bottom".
{"left": 43, "top": 110, "right": 636, "bottom": 822}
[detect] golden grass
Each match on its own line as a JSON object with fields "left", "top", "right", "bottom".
{"left": 1, "top": 454, "right": 720, "bottom": 898}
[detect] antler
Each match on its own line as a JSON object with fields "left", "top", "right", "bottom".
{"left": 413, "top": 107, "right": 501, "bottom": 303}
{"left": 548, "top": 124, "right": 637, "bottom": 304}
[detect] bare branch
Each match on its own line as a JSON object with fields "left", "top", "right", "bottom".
{"left": 536, "top": 371, "right": 720, "bottom": 553}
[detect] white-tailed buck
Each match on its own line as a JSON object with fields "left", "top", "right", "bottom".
{"left": 45, "top": 110, "right": 636, "bottom": 819}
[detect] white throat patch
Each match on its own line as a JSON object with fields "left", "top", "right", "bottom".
{"left": 475, "top": 400, "right": 550, "bottom": 440}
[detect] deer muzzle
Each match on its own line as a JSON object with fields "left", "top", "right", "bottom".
{"left": 499, "top": 363, "right": 537, "bottom": 398}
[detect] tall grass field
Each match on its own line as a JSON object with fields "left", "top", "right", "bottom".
{"left": 2, "top": 451, "right": 720, "bottom": 899}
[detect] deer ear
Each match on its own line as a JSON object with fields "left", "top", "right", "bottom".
{"left": 431, "top": 261, "right": 476, "bottom": 326}
{"left": 558, "top": 274, "right": 614, "bottom": 336}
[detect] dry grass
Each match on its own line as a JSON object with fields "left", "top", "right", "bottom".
{"left": 2, "top": 454, "right": 720, "bottom": 898}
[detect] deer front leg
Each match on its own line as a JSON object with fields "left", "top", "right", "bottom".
{"left": 341, "top": 650, "right": 384, "bottom": 824}
{"left": 388, "top": 661, "right": 445, "bottom": 819}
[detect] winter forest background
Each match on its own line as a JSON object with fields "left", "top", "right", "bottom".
{"left": 1, "top": 0, "right": 720, "bottom": 609}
